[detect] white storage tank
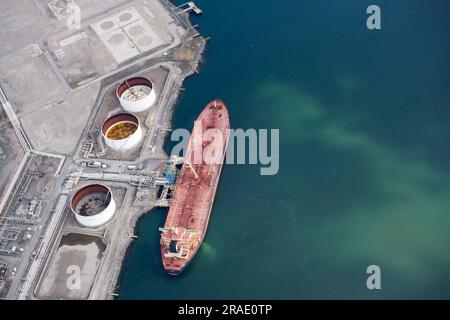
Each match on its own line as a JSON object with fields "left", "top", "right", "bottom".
{"left": 101, "top": 112, "right": 143, "bottom": 151}
{"left": 116, "top": 77, "right": 156, "bottom": 112}
{"left": 70, "top": 184, "right": 116, "bottom": 228}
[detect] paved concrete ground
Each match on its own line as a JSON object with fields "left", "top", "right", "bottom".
{"left": 0, "top": 150, "right": 4, "bottom": 168}
{"left": 0, "top": 44, "right": 66, "bottom": 116}
{"left": 19, "top": 83, "right": 100, "bottom": 154}
{"left": 0, "top": 0, "right": 181, "bottom": 158}
{"left": 0, "top": 0, "right": 132, "bottom": 57}
{"left": 0, "top": 119, "right": 26, "bottom": 206}
{"left": 0, "top": 0, "right": 53, "bottom": 57}
{"left": 45, "top": 0, "right": 176, "bottom": 88}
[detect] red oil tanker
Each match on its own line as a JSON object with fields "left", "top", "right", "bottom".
{"left": 159, "top": 99, "right": 230, "bottom": 275}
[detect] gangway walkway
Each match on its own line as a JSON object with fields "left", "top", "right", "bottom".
{"left": 79, "top": 171, "right": 153, "bottom": 186}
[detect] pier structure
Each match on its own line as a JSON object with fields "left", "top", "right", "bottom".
{"left": 176, "top": 2, "right": 203, "bottom": 15}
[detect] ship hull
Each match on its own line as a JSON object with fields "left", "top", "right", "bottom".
{"left": 160, "top": 99, "right": 230, "bottom": 275}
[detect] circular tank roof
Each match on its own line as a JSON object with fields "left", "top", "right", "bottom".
{"left": 116, "top": 77, "right": 153, "bottom": 101}
{"left": 71, "top": 184, "right": 112, "bottom": 217}
{"left": 116, "top": 77, "right": 156, "bottom": 113}
{"left": 101, "top": 113, "right": 139, "bottom": 139}
{"left": 101, "top": 113, "right": 143, "bottom": 151}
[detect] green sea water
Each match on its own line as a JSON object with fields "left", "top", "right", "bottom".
{"left": 118, "top": 0, "right": 450, "bottom": 299}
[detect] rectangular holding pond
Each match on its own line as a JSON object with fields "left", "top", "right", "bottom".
{"left": 36, "top": 233, "right": 106, "bottom": 300}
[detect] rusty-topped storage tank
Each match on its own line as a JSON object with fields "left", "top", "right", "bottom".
{"left": 101, "top": 112, "right": 143, "bottom": 151}
{"left": 116, "top": 77, "right": 156, "bottom": 113}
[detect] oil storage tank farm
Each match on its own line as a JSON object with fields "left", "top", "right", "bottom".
{"left": 116, "top": 77, "right": 156, "bottom": 112}
{"left": 101, "top": 113, "right": 143, "bottom": 151}
{"left": 71, "top": 184, "right": 116, "bottom": 228}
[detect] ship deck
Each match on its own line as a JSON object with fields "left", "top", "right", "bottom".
{"left": 160, "top": 99, "right": 229, "bottom": 273}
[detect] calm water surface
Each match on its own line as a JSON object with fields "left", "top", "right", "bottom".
{"left": 119, "top": 0, "right": 450, "bottom": 299}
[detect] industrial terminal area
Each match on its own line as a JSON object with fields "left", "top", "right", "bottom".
{"left": 0, "top": 0, "right": 205, "bottom": 299}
